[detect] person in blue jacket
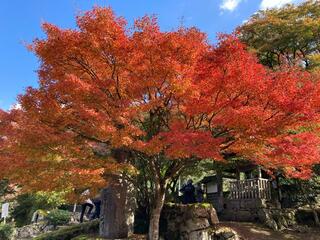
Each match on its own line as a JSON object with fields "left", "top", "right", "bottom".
{"left": 180, "top": 179, "right": 196, "bottom": 204}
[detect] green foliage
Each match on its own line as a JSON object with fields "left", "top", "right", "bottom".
{"left": 35, "top": 191, "right": 66, "bottom": 209}
{"left": 191, "top": 203, "right": 212, "bottom": 209}
{"left": 238, "top": 0, "right": 320, "bottom": 70}
{"left": 0, "top": 223, "right": 15, "bottom": 240}
{"left": 46, "top": 209, "right": 71, "bottom": 227}
{"left": 35, "top": 220, "right": 99, "bottom": 240}
{"left": 280, "top": 166, "right": 320, "bottom": 207}
{"left": 179, "top": 159, "right": 216, "bottom": 183}
{"left": 12, "top": 194, "right": 34, "bottom": 227}
{"left": 0, "top": 180, "right": 10, "bottom": 198}
{"left": 12, "top": 191, "right": 66, "bottom": 227}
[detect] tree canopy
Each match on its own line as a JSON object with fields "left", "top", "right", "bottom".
{"left": 238, "top": 0, "right": 320, "bottom": 70}
{"left": 0, "top": 4, "right": 319, "bottom": 197}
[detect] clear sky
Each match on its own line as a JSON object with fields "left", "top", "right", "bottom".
{"left": 0, "top": 0, "right": 303, "bottom": 110}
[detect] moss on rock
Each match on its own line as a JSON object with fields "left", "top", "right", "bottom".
{"left": 34, "top": 220, "right": 99, "bottom": 240}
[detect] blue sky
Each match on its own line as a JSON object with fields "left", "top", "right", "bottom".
{"left": 0, "top": 0, "right": 302, "bottom": 110}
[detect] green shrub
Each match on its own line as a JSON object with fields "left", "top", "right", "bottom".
{"left": 0, "top": 223, "right": 15, "bottom": 240}
{"left": 0, "top": 179, "right": 12, "bottom": 197}
{"left": 12, "top": 191, "right": 66, "bottom": 227}
{"left": 46, "top": 209, "right": 71, "bottom": 227}
{"left": 12, "top": 194, "right": 34, "bottom": 227}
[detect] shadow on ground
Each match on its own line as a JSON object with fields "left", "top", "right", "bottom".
{"left": 220, "top": 222, "right": 320, "bottom": 240}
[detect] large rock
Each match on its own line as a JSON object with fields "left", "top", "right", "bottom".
{"left": 211, "top": 227, "right": 241, "bottom": 240}
{"left": 99, "top": 178, "right": 136, "bottom": 239}
{"left": 69, "top": 212, "right": 81, "bottom": 224}
{"left": 222, "top": 199, "right": 299, "bottom": 231}
{"left": 16, "top": 222, "right": 54, "bottom": 239}
{"left": 160, "top": 203, "right": 219, "bottom": 240}
{"left": 187, "top": 226, "right": 241, "bottom": 240}
{"left": 257, "top": 208, "right": 297, "bottom": 231}
{"left": 181, "top": 218, "right": 210, "bottom": 233}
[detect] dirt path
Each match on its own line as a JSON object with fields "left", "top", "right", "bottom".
{"left": 220, "top": 222, "right": 320, "bottom": 240}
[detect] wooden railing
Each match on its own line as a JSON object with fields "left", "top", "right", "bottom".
{"left": 229, "top": 178, "right": 271, "bottom": 200}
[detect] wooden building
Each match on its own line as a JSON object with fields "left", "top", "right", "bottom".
{"left": 199, "top": 163, "right": 275, "bottom": 213}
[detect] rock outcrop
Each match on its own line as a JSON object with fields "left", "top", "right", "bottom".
{"left": 221, "top": 199, "right": 299, "bottom": 231}
{"left": 15, "top": 222, "right": 54, "bottom": 239}
{"left": 160, "top": 203, "right": 221, "bottom": 240}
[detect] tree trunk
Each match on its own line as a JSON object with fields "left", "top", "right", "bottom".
{"left": 148, "top": 185, "right": 166, "bottom": 240}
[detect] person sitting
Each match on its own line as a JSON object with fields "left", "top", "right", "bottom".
{"left": 180, "top": 179, "right": 196, "bottom": 204}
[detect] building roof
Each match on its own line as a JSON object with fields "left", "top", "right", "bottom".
{"left": 199, "top": 175, "right": 218, "bottom": 184}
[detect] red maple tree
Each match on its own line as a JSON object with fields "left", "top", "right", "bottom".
{"left": 1, "top": 7, "right": 320, "bottom": 239}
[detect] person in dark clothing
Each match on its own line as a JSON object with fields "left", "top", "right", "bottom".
{"left": 90, "top": 198, "right": 101, "bottom": 220}
{"left": 196, "top": 183, "right": 205, "bottom": 203}
{"left": 80, "top": 200, "right": 94, "bottom": 223}
{"left": 180, "top": 179, "right": 196, "bottom": 204}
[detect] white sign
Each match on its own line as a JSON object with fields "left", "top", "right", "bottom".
{"left": 1, "top": 203, "right": 9, "bottom": 219}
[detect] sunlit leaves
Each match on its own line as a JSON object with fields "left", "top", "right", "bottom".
{"left": 1, "top": 6, "right": 320, "bottom": 195}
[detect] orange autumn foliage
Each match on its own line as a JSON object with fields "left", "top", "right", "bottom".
{"left": 1, "top": 7, "right": 320, "bottom": 195}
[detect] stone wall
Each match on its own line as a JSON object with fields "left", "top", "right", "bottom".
{"left": 258, "top": 208, "right": 297, "bottom": 231}
{"left": 220, "top": 199, "right": 267, "bottom": 222}
{"left": 220, "top": 198, "right": 297, "bottom": 231}
{"left": 160, "top": 203, "right": 219, "bottom": 240}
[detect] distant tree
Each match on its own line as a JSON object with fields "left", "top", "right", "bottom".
{"left": 238, "top": 0, "right": 320, "bottom": 70}
{"left": 1, "top": 7, "right": 320, "bottom": 240}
